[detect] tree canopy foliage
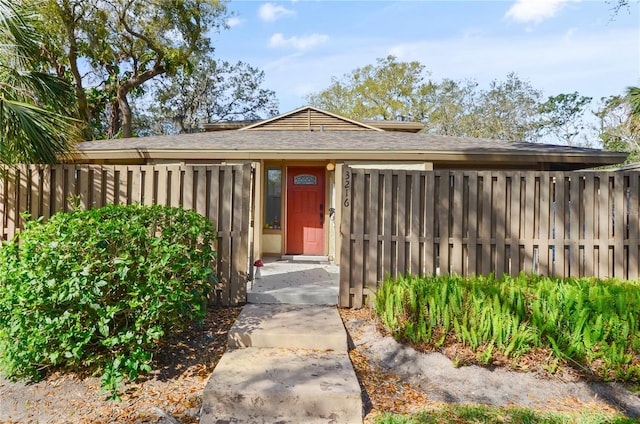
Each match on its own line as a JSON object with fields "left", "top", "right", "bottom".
{"left": 25, "top": 0, "right": 264, "bottom": 139}
{"left": 0, "top": 0, "right": 80, "bottom": 164}
{"left": 307, "top": 56, "right": 638, "bottom": 160}
{"left": 307, "top": 56, "right": 436, "bottom": 122}
{"left": 595, "top": 88, "right": 640, "bottom": 163}
{"left": 308, "top": 57, "right": 544, "bottom": 142}
{"left": 140, "top": 55, "right": 279, "bottom": 135}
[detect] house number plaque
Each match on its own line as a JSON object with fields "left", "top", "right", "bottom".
{"left": 343, "top": 169, "right": 350, "bottom": 207}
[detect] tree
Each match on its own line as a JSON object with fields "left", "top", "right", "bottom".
{"left": 537, "top": 92, "right": 592, "bottom": 146}
{"left": 29, "top": 0, "right": 228, "bottom": 139}
{"left": 628, "top": 86, "right": 640, "bottom": 127}
{"left": 307, "top": 55, "right": 437, "bottom": 121}
{"left": 608, "top": 0, "right": 636, "bottom": 16}
{"left": 0, "top": 0, "right": 79, "bottom": 164}
{"left": 595, "top": 94, "right": 640, "bottom": 163}
{"left": 308, "top": 58, "right": 546, "bottom": 141}
{"left": 422, "top": 78, "right": 478, "bottom": 136}
{"left": 142, "top": 55, "right": 279, "bottom": 135}
{"left": 468, "top": 73, "right": 542, "bottom": 142}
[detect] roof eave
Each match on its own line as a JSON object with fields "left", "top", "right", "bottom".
{"left": 71, "top": 148, "right": 628, "bottom": 167}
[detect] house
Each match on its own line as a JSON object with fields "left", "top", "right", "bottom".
{"left": 73, "top": 106, "right": 628, "bottom": 263}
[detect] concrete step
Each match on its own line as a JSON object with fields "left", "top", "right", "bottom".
{"left": 247, "top": 286, "right": 338, "bottom": 305}
{"left": 200, "top": 348, "right": 362, "bottom": 424}
{"left": 229, "top": 304, "right": 347, "bottom": 351}
{"left": 246, "top": 285, "right": 338, "bottom": 305}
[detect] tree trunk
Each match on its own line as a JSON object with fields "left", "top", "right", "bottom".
{"left": 117, "top": 86, "right": 132, "bottom": 139}
{"left": 60, "top": 0, "right": 91, "bottom": 139}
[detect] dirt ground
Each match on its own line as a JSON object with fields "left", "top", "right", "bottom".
{"left": 0, "top": 307, "right": 243, "bottom": 424}
{"left": 1, "top": 306, "right": 639, "bottom": 423}
{"left": 340, "top": 308, "right": 640, "bottom": 423}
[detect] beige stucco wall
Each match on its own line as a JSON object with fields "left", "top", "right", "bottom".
{"left": 345, "top": 161, "right": 433, "bottom": 171}
{"left": 262, "top": 233, "right": 282, "bottom": 256}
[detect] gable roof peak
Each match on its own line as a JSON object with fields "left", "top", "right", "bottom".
{"left": 240, "top": 105, "right": 384, "bottom": 132}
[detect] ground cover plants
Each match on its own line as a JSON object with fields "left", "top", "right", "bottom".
{"left": 373, "top": 404, "right": 636, "bottom": 424}
{"left": 374, "top": 273, "right": 640, "bottom": 382}
{"left": 0, "top": 203, "right": 218, "bottom": 398}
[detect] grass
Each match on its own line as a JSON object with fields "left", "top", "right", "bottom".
{"left": 373, "top": 404, "right": 637, "bottom": 424}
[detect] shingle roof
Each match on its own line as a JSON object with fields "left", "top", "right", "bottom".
{"left": 77, "top": 130, "right": 606, "bottom": 155}
{"left": 73, "top": 129, "right": 628, "bottom": 170}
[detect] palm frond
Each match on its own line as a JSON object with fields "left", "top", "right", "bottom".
{"left": 0, "top": 68, "right": 76, "bottom": 111}
{"left": 0, "top": 98, "right": 79, "bottom": 164}
{"left": 0, "top": 0, "right": 40, "bottom": 69}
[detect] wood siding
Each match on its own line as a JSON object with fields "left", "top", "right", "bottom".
{"left": 0, "top": 164, "right": 252, "bottom": 306}
{"left": 247, "top": 109, "right": 372, "bottom": 131}
{"left": 340, "top": 168, "right": 640, "bottom": 308}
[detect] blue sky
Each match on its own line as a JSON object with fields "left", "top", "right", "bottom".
{"left": 212, "top": 0, "right": 639, "bottom": 114}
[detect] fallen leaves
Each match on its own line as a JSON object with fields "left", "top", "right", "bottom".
{"left": 0, "top": 306, "right": 242, "bottom": 424}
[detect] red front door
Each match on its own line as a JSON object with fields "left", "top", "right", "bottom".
{"left": 286, "top": 167, "right": 325, "bottom": 255}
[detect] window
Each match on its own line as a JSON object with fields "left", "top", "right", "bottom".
{"left": 265, "top": 167, "right": 282, "bottom": 229}
{"left": 293, "top": 174, "right": 317, "bottom": 185}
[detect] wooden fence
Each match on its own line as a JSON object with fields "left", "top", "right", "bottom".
{"left": 340, "top": 168, "right": 640, "bottom": 308}
{"left": 0, "top": 164, "right": 252, "bottom": 306}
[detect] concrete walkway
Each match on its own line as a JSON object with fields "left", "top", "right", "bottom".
{"left": 247, "top": 257, "right": 339, "bottom": 305}
{"left": 200, "top": 260, "right": 363, "bottom": 424}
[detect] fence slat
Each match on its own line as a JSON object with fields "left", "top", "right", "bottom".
{"left": 569, "top": 174, "right": 581, "bottom": 276}
{"left": 438, "top": 172, "right": 450, "bottom": 275}
{"left": 351, "top": 169, "right": 365, "bottom": 308}
{"left": 396, "top": 171, "right": 407, "bottom": 278}
{"left": 538, "top": 174, "right": 550, "bottom": 276}
{"left": 628, "top": 173, "right": 639, "bottom": 280}
{"left": 18, "top": 166, "right": 29, "bottom": 229}
{"left": 142, "top": 166, "right": 155, "bottom": 206}
{"left": 583, "top": 174, "right": 595, "bottom": 277}
{"left": 480, "top": 172, "right": 492, "bottom": 275}
{"left": 614, "top": 173, "right": 625, "bottom": 278}
{"left": 494, "top": 173, "right": 506, "bottom": 278}
{"left": 424, "top": 172, "right": 435, "bottom": 275}
{"left": 522, "top": 172, "right": 536, "bottom": 274}
{"left": 510, "top": 172, "right": 522, "bottom": 275}
{"left": 554, "top": 173, "right": 566, "bottom": 277}
{"left": 367, "top": 171, "right": 380, "bottom": 287}
{"left": 466, "top": 172, "right": 478, "bottom": 276}
{"left": 409, "top": 172, "right": 421, "bottom": 276}
{"left": 381, "top": 170, "right": 393, "bottom": 278}
{"left": 451, "top": 171, "right": 463, "bottom": 275}
{"left": 29, "top": 165, "right": 42, "bottom": 218}
{"left": 597, "top": 173, "right": 609, "bottom": 278}
{"left": 6, "top": 168, "right": 18, "bottom": 239}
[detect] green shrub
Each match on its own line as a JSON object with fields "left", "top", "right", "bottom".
{"left": 0, "top": 203, "right": 217, "bottom": 397}
{"left": 375, "top": 273, "right": 640, "bottom": 382}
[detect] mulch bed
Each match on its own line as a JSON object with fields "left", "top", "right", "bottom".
{"left": 0, "top": 306, "right": 242, "bottom": 424}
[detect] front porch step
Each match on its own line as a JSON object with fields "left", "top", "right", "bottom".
{"left": 246, "top": 283, "right": 338, "bottom": 305}
{"left": 200, "top": 348, "right": 362, "bottom": 424}
{"left": 228, "top": 304, "right": 347, "bottom": 351}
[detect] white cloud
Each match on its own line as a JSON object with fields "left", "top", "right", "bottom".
{"left": 505, "top": 0, "right": 579, "bottom": 24}
{"left": 259, "top": 3, "right": 295, "bottom": 22}
{"left": 268, "top": 33, "right": 329, "bottom": 51}
{"left": 226, "top": 17, "right": 244, "bottom": 28}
